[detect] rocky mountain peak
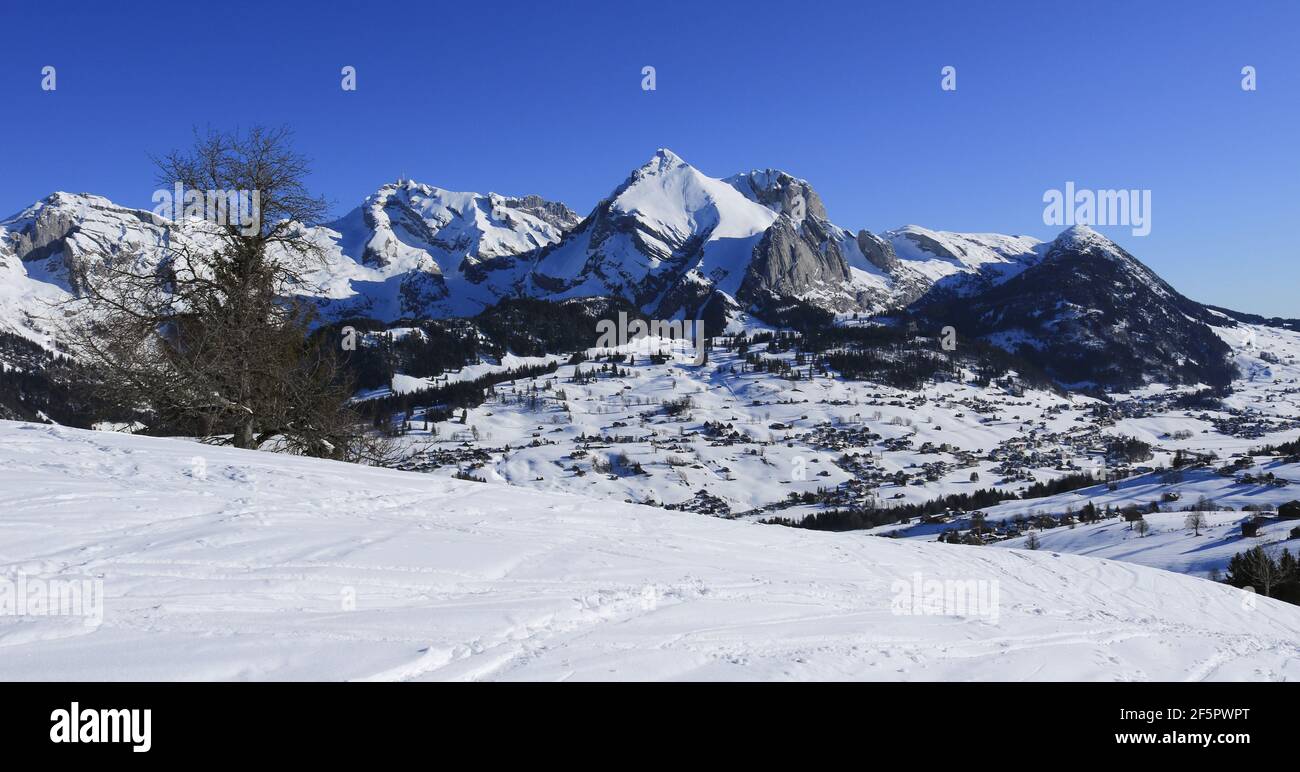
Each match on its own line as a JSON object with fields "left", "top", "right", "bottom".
{"left": 724, "top": 169, "right": 829, "bottom": 224}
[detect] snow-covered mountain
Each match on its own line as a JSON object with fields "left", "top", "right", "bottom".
{"left": 0, "top": 150, "right": 1256, "bottom": 389}
{"left": 528, "top": 149, "right": 781, "bottom": 320}
{"left": 918, "top": 225, "right": 1238, "bottom": 389}
{"left": 0, "top": 150, "right": 1045, "bottom": 337}
{"left": 0, "top": 193, "right": 173, "bottom": 346}
{"left": 319, "top": 181, "right": 580, "bottom": 319}
{"left": 4, "top": 419, "right": 1298, "bottom": 681}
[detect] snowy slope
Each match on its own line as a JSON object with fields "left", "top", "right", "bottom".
{"left": 0, "top": 193, "right": 170, "bottom": 346}
{"left": 0, "top": 240, "right": 69, "bottom": 347}
{"left": 531, "top": 149, "right": 779, "bottom": 315}
{"left": 2, "top": 420, "right": 1298, "bottom": 681}
{"left": 993, "top": 511, "right": 1297, "bottom": 580}
{"left": 886, "top": 224, "right": 1044, "bottom": 297}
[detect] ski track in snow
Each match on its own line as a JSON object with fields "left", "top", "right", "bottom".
{"left": 2, "top": 421, "right": 1299, "bottom": 681}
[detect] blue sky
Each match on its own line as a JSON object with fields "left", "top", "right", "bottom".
{"left": 2, "top": 0, "right": 1297, "bottom": 315}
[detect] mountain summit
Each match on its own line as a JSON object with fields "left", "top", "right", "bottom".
{"left": 528, "top": 149, "right": 779, "bottom": 321}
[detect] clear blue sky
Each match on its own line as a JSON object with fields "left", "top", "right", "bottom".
{"left": 2, "top": 0, "right": 1297, "bottom": 315}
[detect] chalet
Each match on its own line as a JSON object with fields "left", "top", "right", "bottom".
{"left": 1241, "top": 518, "right": 1266, "bottom": 538}
{"left": 1279, "top": 500, "right": 1300, "bottom": 520}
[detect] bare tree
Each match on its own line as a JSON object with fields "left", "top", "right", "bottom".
{"left": 67, "top": 126, "right": 364, "bottom": 458}
{"left": 1134, "top": 517, "right": 1151, "bottom": 538}
{"left": 1185, "top": 510, "right": 1207, "bottom": 536}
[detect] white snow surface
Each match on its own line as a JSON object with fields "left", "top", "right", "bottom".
{"left": 886, "top": 224, "right": 1044, "bottom": 287}
{"left": 2, "top": 420, "right": 1299, "bottom": 682}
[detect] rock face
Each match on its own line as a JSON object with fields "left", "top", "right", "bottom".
{"left": 725, "top": 169, "right": 829, "bottom": 223}
{"left": 856, "top": 230, "right": 898, "bottom": 271}
{"left": 499, "top": 194, "right": 582, "bottom": 233}
{"left": 736, "top": 212, "right": 853, "bottom": 312}
{"left": 2, "top": 193, "right": 170, "bottom": 296}
{"left": 726, "top": 169, "right": 909, "bottom": 316}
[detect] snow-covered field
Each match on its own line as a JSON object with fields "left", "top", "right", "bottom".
{"left": 993, "top": 511, "right": 1296, "bottom": 578}
{"left": 3, "top": 421, "right": 1299, "bottom": 681}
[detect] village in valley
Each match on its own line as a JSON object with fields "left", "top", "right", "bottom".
{"left": 357, "top": 316, "right": 1300, "bottom": 587}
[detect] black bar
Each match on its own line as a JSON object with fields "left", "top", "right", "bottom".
{"left": 0, "top": 682, "right": 1290, "bottom": 760}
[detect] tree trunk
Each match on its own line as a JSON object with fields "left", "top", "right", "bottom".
{"left": 235, "top": 417, "right": 256, "bottom": 449}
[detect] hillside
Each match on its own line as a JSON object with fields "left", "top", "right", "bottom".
{"left": 2, "top": 420, "right": 1298, "bottom": 681}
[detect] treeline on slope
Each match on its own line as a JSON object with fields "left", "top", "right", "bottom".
{"left": 761, "top": 471, "right": 1102, "bottom": 531}
{"left": 476, "top": 297, "right": 646, "bottom": 356}
{"left": 1253, "top": 436, "right": 1300, "bottom": 459}
{"left": 326, "top": 297, "right": 647, "bottom": 392}
{"left": 0, "top": 331, "right": 140, "bottom": 427}
{"left": 324, "top": 318, "right": 483, "bottom": 392}
{"left": 732, "top": 322, "right": 1061, "bottom": 392}
{"left": 1202, "top": 304, "right": 1300, "bottom": 334}
{"left": 767, "top": 290, "right": 1238, "bottom": 392}
{"left": 1223, "top": 546, "right": 1300, "bottom": 606}
{"left": 355, "top": 360, "right": 560, "bottom": 425}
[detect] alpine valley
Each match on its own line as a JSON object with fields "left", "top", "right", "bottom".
{"left": 4, "top": 150, "right": 1300, "bottom": 681}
